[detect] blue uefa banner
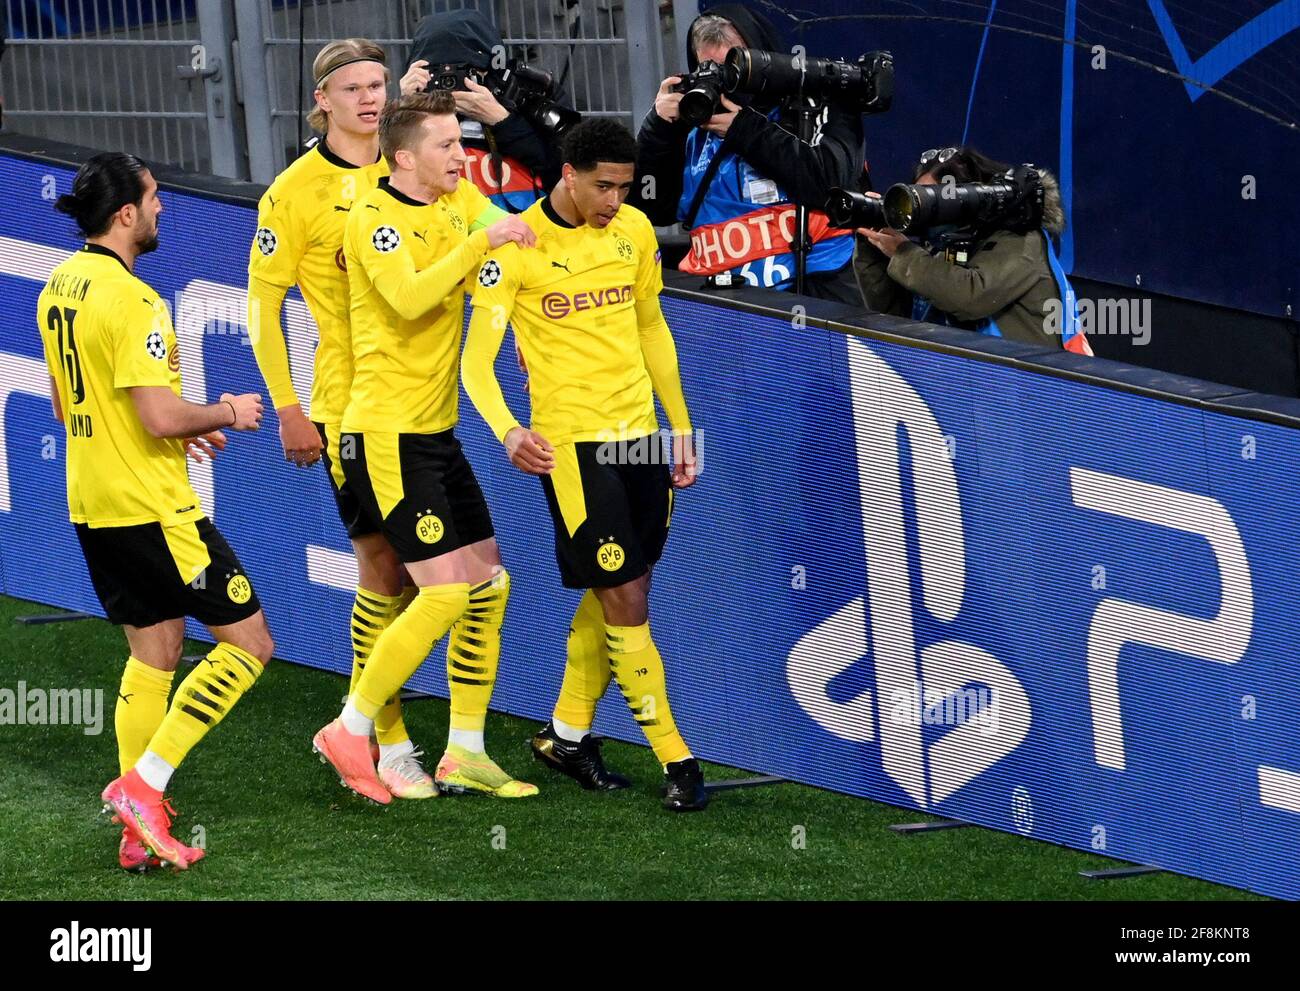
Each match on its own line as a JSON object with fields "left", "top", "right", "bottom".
{"left": 1, "top": 150, "right": 1298, "bottom": 899}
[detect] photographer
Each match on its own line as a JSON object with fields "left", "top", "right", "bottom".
{"left": 852, "top": 146, "right": 1092, "bottom": 353}
{"left": 632, "top": 5, "right": 867, "bottom": 303}
{"left": 400, "top": 9, "right": 569, "bottom": 212}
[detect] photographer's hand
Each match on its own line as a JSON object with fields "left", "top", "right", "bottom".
{"left": 455, "top": 77, "right": 510, "bottom": 126}
{"left": 400, "top": 59, "right": 431, "bottom": 96}
{"left": 653, "top": 76, "right": 684, "bottom": 123}
{"left": 859, "top": 226, "right": 908, "bottom": 258}
{"left": 703, "top": 94, "right": 741, "bottom": 137}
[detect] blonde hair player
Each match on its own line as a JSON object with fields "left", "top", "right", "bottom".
{"left": 311, "top": 92, "right": 538, "bottom": 804}
{"left": 247, "top": 40, "right": 464, "bottom": 798}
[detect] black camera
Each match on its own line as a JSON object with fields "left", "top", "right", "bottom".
{"left": 427, "top": 59, "right": 581, "bottom": 139}
{"left": 824, "top": 189, "right": 887, "bottom": 229}
{"left": 722, "top": 48, "right": 893, "bottom": 113}
{"left": 883, "top": 165, "right": 1044, "bottom": 236}
{"left": 672, "top": 60, "right": 727, "bottom": 127}
{"left": 427, "top": 61, "right": 476, "bottom": 93}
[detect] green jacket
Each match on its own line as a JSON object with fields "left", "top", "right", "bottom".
{"left": 852, "top": 228, "right": 1062, "bottom": 349}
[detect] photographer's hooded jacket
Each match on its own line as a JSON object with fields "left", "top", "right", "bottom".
{"left": 852, "top": 170, "right": 1091, "bottom": 353}
{"left": 410, "top": 9, "right": 562, "bottom": 212}
{"left": 631, "top": 3, "right": 864, "bottom": 300}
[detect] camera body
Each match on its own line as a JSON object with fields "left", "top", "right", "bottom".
{"left": 672, "top": 60, "right": 728, "bottom": 127}
{"left": 427, "top": 59, "right": 581, "bottom": 138}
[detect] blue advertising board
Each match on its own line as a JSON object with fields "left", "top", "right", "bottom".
{"left": 2, "top": 150, "right": 1298, "bottom": 899}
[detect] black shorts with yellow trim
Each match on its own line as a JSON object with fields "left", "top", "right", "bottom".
{"left": 339, "top": 429, "right": 495, "bottom": 564}
{"left": 75, "top": 517, "right": 261, "bottom": 628}
{"left": 540, "top": 437, "right": 674, "bottom": 590}
{"left": 315, "top": 420, "right": 379, "bottom": 540}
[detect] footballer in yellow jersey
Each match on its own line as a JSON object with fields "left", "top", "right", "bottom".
{"left": 248, "top": 40, "right": 452, "bottom": 798}
{"left": 42, "top": 153, "right": 273, "bottom": 870}
{"left": 312, "top": 92, "right": 539, "bottom": 805}
{"left": 462, "top": 118, "right": 708, "bottom": 811}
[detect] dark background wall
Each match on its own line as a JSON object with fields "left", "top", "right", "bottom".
{"left": 694, "top": 0, "right": 1300, "bottom": 392}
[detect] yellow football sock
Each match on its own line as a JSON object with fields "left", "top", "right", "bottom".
{"left": 349, "top": 587, "right": 409, "bottom": 746}
{"left": 353, "top": 583, "right": 470, "bottom": 720}
{"left": 446, "top": 571, "right": 510, "bottom": 735}
{"left": 606, "top": 622, "right": 691, "bottom": 766}
{"left": 147, "top": 643, "right": 264, "bottom": 769}
{"left": 115, "top": 656, "right": 174, "bottom": 774}
{"left": 552, "top": 590, "right": 610, "bottom": 730}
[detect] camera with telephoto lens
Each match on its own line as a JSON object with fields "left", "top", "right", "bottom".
{"left": 427, "top": 59, "right": 581, "bottom": 139}
{"left": 722, "top": 48, "right": 893, "bottom": 113}
{"left": 672, "top": 60, "right": 728, "bottom": 127}
{"left": 883, "top": 165, "right": 1044, "bottom": 236}
{"left": 824, "top": 188, "right": 887, "bottom": 229}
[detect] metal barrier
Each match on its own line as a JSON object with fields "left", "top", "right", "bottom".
{"left": 3, "top": 0, "right": 674, "bottom": 184}
{"left": 1, "top": 0, "right": 243, "bottom": 177}
{"left": 244, "top": 0, "right": 670, "bottom": 182}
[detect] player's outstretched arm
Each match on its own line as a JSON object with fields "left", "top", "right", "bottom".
{"left": 129, "top": 386, "right": 263, "bottom": 439}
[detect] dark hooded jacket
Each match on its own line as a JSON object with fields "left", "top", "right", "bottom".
{"left": 630, "top": 3, "right": 865, "bottom": 302}
{"left": 409, "top": 9, "right": 564, "bottom": 211}
{"left": 852, "top": 169, "right": 1073, "bottom": 348}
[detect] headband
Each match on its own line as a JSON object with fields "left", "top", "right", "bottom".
{"left": 315, "top": 56, "right": 386, "bottom": 88}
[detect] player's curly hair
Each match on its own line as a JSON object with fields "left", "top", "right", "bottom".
{"left": 307, "top": 38, "right": 389, "bottom": 134}
{"left": 54, "top": 152, "right": 149, "bottom": 237}
{"left": 561, "top": 117, "right": 637, "bottom": 171}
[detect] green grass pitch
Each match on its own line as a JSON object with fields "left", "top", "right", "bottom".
{"left": 0, "top": 594, "right": 1265, "bottom": 900}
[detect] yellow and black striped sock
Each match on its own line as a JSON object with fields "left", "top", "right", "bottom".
{"left": 349, "top": 587, "right": 409, "bottom": 746}
{"left": 552, "top": 590, "right": 610, "bottom": 731}
{"left": 115, "top": 656, "right": 174, "bottom": 775}
{"left": 606, "top": 622, "right": 691, "bottom": 766}
{"left": 446, "top": 571, "right": 510, "bottom": 740}
{"left": 147, "top": 643, "right": 264, "bottom": 769}
{"left": 353, "top": 583, "right": 470, "bottom": 720}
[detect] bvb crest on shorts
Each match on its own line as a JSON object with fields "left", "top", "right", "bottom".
{"left": 372, "top": 225, "right": 401, "bottom": 253}
{"left": 415, "top": 511, "right": 444, "bottom": 544}
{"left": 596, "top": 538, "right": 625, "bottom": 572}
{"left": 226, "top": 574, "right": 252, "bottom": 604}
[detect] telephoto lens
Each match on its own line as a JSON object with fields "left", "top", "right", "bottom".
{"left": 825, "top": 188, "right": 887, "bottom": 229}
{"left": 722, "top": 48, "right": 894, "bottom": 113}
{"left": 883, "top": 177, "right": 1029, "bottom": 235}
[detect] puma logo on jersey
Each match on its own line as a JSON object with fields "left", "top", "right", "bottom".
{"left": 551, "top": 259, "right": 571, "bottom": 273}
{"left": 333, "top": 205, "right": 350, "bottom": 212}
{"left": 412, "top": 230, "right": 428, "bottom": 244}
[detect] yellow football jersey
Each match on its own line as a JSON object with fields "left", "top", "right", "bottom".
{"left": 36, "top": 244, "right": 204, "bottom": 528}
{"left": 469, "top": 197, "right": 664, "bottom": 445}
{"left": 247, "top": 140, "right": 389, "bottom": 422}
{"left": 341, "top": 177, "right": 494, "bottom": 434}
